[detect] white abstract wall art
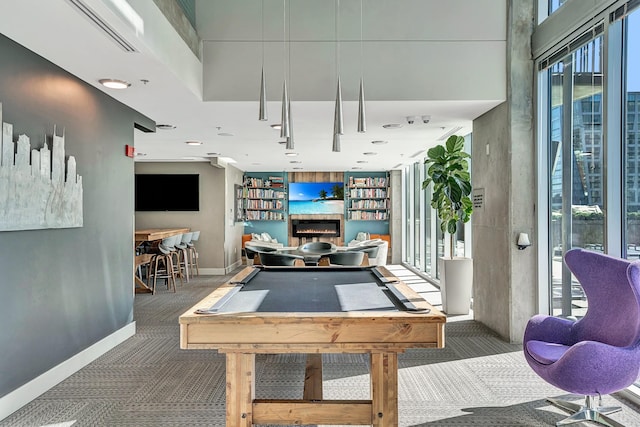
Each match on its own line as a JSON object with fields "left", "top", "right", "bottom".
{"left": 0, "top": 102, "right": 83, "bottom": 231}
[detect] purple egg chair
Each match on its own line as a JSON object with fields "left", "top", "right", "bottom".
{"left": 523, "top": 248, "right": 640, "bottom": 426}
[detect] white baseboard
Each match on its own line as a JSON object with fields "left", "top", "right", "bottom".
{"left": 199, "top": 260, "right": 243, "bottom": 276}
{"left": 0, "top": 321, "right": 136, "bottom": 421}
{"left": 198, "top": 267, "right": 227, "bottom": 275}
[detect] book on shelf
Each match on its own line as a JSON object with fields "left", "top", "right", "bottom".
{"left": 348, "top": 176, "right": 387, "bottom": 188}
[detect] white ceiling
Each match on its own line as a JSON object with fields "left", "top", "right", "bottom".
{"left": 0, "top": 0, "right": 507, "bottom": 172}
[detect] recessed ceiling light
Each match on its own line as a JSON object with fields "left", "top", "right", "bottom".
{"left": 185, "top": 141, "right": 202, "bottom": 146}
{"left": 352, "top": 167, "right": 363, "bottom": 170}
{"left": 285, "top": 152, "right": 299, "bottom": 157}
{"left": 135, "top": 152, "right": 147, "bottom": 157}
{"left": 156, "top": 124, "right": 176, "bottom": 130}
{"left": 218, "top": 132, "right": 234, "bottom": 137}
{"left": 289, "top": 160, "right": 301, "bottom": 164}
{"left": 371, "top": 140, "right": 389, "bottom": 145}
{"left": 363, "top": 152, "right": 377, "bottom": 155}
{"left": 382, "top": 123, "right": 402, "bottom": 129}
{"left": 357, "top": 160, "right": 368, "bottom": 164}
{"left": 293, "top": 167, "right": 303, "bottom": 170}
{"left": 206, "top": 152, "right": 221, "bottom": 156}
{"left": 270, "top": 124, "right": 282, "bottom": 130}
{"left": 98, "top": 78, "right": 131, "bottom": 89}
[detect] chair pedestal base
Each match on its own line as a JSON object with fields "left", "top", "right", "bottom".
{"left": 548, "top": 396, "right": 623, "bottom": 427}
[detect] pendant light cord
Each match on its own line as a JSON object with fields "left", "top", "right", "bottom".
{"left": 360, "top": 0, "right": 363, "bottom": 76}
{"left": 336, "top": 0, "right": 340, "bottom": 79}
{"left": 288, "top": 0, "right": 291, "bottom": 93}
{"left": 283, "top": 0, "right": 287, "bottom": 83}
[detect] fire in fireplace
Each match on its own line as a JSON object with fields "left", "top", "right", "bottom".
{"left": 291, "top": 219, "right": 340, "bottom": 238}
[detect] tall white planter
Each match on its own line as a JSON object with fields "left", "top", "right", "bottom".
{"left": 439, "top": 257, "right": 473, "bottom": 315}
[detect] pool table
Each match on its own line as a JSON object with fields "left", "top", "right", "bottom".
{"left": 179, "top": 265, "right": 446, "bottom": 426}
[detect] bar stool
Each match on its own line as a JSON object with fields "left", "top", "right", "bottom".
{"left": 187, "top": 231, "right": 200, "bottom": 276}
{"left": 148, "top": 242, "right": 177, "bottom": 294}
{"left": 175, "top": 232, "right": 193, "bottom": 282}
{"left": 162, "top": 235, "right": 185, "bottom": 286}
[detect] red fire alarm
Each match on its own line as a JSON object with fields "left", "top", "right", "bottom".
{"left": 125, "top": 144, "right": 135, "bottom": 158}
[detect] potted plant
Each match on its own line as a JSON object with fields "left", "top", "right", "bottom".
{"left": 422, "top": 135, "right": 473, "bottom": 314}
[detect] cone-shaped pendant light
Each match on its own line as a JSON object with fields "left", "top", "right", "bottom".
{"left": 280, "top": 80, "right": 290, "bottom": 138}
{"left": 332, "top": 132, "right": 341, "bottom": 152}
{"left": 357, "top": 78, "right": 366, "bottom": 132}
{"left": 286, "top": 99, "right": 294, "bottom": 149}
{"left": 258, "top": 0, "right": 267, "bottom": 121}
{"left": 279, "top": 0, "right": 294, "bottom": 143}
{"left": 259, "top": 67, "right": 267, "bottom": 121}
{"left": 334, "top": 77, "right": 344, "bottom": 136}
{"left": 332, "top": 0, "right": 344, "bottom": 150}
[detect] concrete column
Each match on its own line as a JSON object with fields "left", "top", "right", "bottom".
{"left": 471, "top": 0, "right": 536, "bottom": 343}
{"left": 390, "top": 169, "right": 403, "bottom": 264}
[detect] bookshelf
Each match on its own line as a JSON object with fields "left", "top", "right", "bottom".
{"left": 242, "top": 173, "right": 287, "bottom": 221}
{"left": 346, "top": 173, "right": 390, "bottom": 221}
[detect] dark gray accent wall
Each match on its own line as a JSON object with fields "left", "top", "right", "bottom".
{"left": 0, "top": 33, "right": 153, "bottom": 398}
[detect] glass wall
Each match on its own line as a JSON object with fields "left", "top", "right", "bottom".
{"left": 537, "top": 0, "right": 640, "bottom": 400}
{"left": 404, "top": 167, "right": 413, "bottom": 266}
{"left": 402, "top": 135, "right": 471, "bottom": 282}
{"left": 546, "top": 36, "right": 605, "bottom": 317}
{"left": 538, "top": 0, "right": 640, "bottom": 310}
{"left": 625, "top": 8, "right": 640, "bottom": 260}
{"left": 413, "top": 162, "right": 424, "bottom": 270}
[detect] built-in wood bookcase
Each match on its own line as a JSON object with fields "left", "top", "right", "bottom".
{"left": 346, "top": 172, "right": 390, "bottom": 221}
{"left": 242, "top": 172, "right": 287, "bottom": 221}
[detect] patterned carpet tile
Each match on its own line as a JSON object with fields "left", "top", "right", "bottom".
{"left": 398, "top": 400, "right": 561, "bottom": 426}
{"left": 398, "top": 362, "right": 496, "bottom": 402}
{"left": 103, "top": 403, "right": 226, "bottom": 427}
{"left": 131, "top": 361, "right": 226, "bottom": 404}
{"left": 90, "top": 337, "right": 179, "bottom": 366}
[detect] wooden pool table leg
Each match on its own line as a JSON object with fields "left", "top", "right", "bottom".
{"left": 370, "top": 352, "right": 398, "bottom": 427}
{"left": 226, "top": 352, "right": 255, "bottom": 427}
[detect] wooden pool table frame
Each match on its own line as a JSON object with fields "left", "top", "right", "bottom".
{"left": 179, "top": 266, "right": 446, "bottom": 426}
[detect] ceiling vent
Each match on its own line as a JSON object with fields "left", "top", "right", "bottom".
{"left": 209, "top": 157, "right": 227, "bottom": 169}
{"left": 437, "top": 126, "right": 463, "bottom": 141}
{"left": 65, "top": 0, "right": 138, "bottom": 52}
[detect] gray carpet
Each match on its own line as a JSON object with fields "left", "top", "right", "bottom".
{"left": 3, "top": 266, "right": 640, "bottom": 427}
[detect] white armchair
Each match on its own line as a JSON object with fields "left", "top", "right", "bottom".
{"left": 347, "top": 238, "right": 388, "bottom": 266}
{"left": 245, "top": 232, "right": 284, "bottom": 250}
{"left": 347, "top": 232, "right": 371, "bottom": 247}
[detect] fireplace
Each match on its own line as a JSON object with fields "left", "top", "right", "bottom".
{"left": 291, "top": 219, "right": 341, "bottom": 238}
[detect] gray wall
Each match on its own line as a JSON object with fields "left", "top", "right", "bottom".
{"left": 134, "top": 162, "right": 244, "bottom": 271}
{"left": 0, "top": 34, "right": 153, "bottom": 398}
{"left": 471, "top": 0, "right": 536, "bottom": 343}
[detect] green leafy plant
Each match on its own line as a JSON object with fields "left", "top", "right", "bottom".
{"left": 422, "top": 135, "right": 473, "bottom": 258}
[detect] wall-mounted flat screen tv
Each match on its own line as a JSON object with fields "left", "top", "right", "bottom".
{"left": 135, "top": 174, "right": 199, "bottom": 211}
{"left": 289, "top": 182, "right": 344, "bottom": 215}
